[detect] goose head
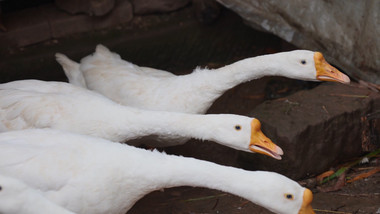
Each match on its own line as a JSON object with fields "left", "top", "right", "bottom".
{"left": 249, "top": 118, "right": 283, "bottom": 159}
{"left": 208, "top": 116, "right": 283, "bottom": 159}
{"left": 241, "top": 171, "right": 315, "bottom": 214}
{"left": 273, "top": 50, "right": 350, "bottom": 84}
{"left": 266, "top": 184, "right": 314, "bottom": 214}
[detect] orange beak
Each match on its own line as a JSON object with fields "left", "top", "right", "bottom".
{"left": 314, "top": 52, "right": 350, "bottom": 84}
{"left": 298, "top": 188, "right": 315, "bottom": 214}
{"left": 249, "top": 119, "right": 283, "bottom": 160}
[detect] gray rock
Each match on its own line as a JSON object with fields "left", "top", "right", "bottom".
{"left": 216, "top": 0, "right": 380, "bottom": 84}
{"left": 131, "top": 0, "right": 190, "bottom": 15}
{"left": 238, "top": 83, "right": 380, "bottom": 180}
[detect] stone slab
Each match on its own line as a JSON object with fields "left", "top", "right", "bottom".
{"left": 238, "top": 83, "right": 380, "bottom": 179}
{"left": 0, "top": 7, "right": 50, "bottom": 47}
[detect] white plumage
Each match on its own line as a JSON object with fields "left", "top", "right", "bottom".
{"left": 57, "top": 45, "right": 350, "bottom": 114}
{"left": 0, "top": 79, "right": 283, "bottom": 159}
{"left": 0, "top": 174, "right": 75, "bottom": 214}
{"left": 0, "top": 129, "right": 314, "bottom": 214}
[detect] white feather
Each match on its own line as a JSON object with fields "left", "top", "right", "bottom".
{"left": 57, "top": 45, "right": 349, "bottom": 114}
{"left": 0, "top": 174, "right": 75, "bottom": 214}
{"left": 0, "top": 129, "right": 314, "bottom": 214}
{"left": 0, "top": 80, "right": 282, "bottom": 157}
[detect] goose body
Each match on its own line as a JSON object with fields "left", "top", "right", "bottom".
{"left": 0, "top": 174, "right": 75, "bottom": 214}
{"left": 57, "top": 45, "right": 350, "bottom": 114}
{"left": 0, "top": 129, "right": 314, "bottom": 214}
{"left": 0, "top": 80, "right": 282, "bottom": 159}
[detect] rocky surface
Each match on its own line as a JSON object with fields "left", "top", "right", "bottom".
{"left": 1, "top": 0, "right": 133, "bottom": 48}
{"left": 0, "top": 3, "right": 379, "bottom": 212}
{"left": 130, "top": 0, "right": 190, "bottom": 15}
{"left": 1, "top": 2, "right": 377, "bottom": 181}
{"left": 55, "top": 0, "right": 115, "bottom": 16}
{"left": 0, "top": 6, "right": 286, "bottom": 82}
{"left": 216, "top": 0, "right": 380, "bottom": 84}
{"left": 238, "top": 83, "right": 380, "bottom": 179}
{"left": 192, "top": 0, "right": 222, "bottom": 24}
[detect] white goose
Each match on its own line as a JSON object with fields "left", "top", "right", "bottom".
{"left": 56, "top": 45, "right": 350, "bottom": 113}
{"left": 0, "top": 80, "right": 282, "bottom": 159}
{"left": 0, "top": 174, "right": 76, "bottom": 214}
{"left": 0, "top": 129, "right": 315, "bottom": 214}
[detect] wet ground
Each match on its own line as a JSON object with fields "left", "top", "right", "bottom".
{"left": 1, "top": 3, "right": 379, "bottom": 214}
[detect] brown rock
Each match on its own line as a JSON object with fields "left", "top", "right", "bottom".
{"left": 0, "top": 7, "right": 50, "bottom": 47}
{"left": 44, "top": 4, "right": 93, "bottom": 39}
{"left": 48, "top": 0, "right": 132, "bottom": 37}
{"left": 91, "top": 0, "right": 133, "bottom": 30}
{"left": 192, "top": 0, "right": 221, "bottom": 24}
{"left": 131, "top": 0, "right": 190, "bottom": 15}
{"left": 238, "top": 83, "right": 380, "bottom": 180}
{"left": 55, "top": 0, "right": 115, "bottom": 16}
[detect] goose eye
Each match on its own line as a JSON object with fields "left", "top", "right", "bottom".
{"left": 234, "top": 125, "right": 241, "bottom": 131}
{"left": 300, "top": 60, "right": 306, "bottom": 65}
{"left": 284, "top": 194, "right": 294, "bottom": 200}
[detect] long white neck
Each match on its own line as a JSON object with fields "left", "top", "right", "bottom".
{"left": 181, "top": 53, "right": 287, "bottom": 113}
{"left": 218, "top": 55, "right": 283, "bottom": 84}
{"left": 102, "top": 106, "right": 225, "bottom": 144}
{"left": 155, "top": 155, "right": 263, "bottom": 197}
{"left": 117, "top": 149, "right": 284, "bottom": 213}
{"left": 198, "top": 54, "right": 286, "bottom": 87}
